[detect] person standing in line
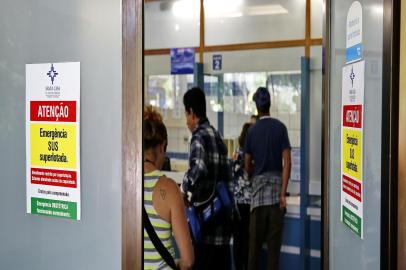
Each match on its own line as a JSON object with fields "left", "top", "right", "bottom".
{"left": 250, "top": 114, "right": 259, "bottom": 124}
{"left": 244, "top": 87, "right": 291, "bottom": 270}
{"left": 231, "top": 122, "right": 253, "bottom": 270}
{"left": 181, "top": 87, "right": 233, "bottom": 270}
{"left": 143, "top": 106, "right": 194, "bottom": 270}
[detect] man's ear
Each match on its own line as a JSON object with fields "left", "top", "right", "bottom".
{"left": 160, "top": 140, "right": 167, "bottom": 154}
{"left": 160, "top": 144, "right": 165, "bottom": 154}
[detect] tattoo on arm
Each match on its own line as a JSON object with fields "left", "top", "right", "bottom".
{"left": 160, "top": 189, "right": 166, "bottom": 200}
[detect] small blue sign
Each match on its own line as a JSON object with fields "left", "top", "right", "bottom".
{"left": 213, "top": 55, "right": 222, "bottom": 71}
{"left": 346, "top": 43, "right": 363, "bottom": 63}
{"left": 171, "top": 48, "right": 195, "bottom": 74}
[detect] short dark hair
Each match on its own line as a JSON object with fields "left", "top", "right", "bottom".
{"left": 238, "top": 122, "right": 252, "bottom": 147}
{"left": 256, "top": 104, "right": 270, "bottom": 114}
{"left": 253, "top": 87, "right": 271, "bottom": 114}
{"left": 183, "top": 87, "right": 206, "bottom": 119}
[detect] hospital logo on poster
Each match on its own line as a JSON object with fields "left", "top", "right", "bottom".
{"left": 47, "top": 64, "right": 59, "bottom": 85}
{"left": 45, "top": 64, "right": 61, "bottom": 98}
{"left": 350, "top": 67, "right": 355, "bottom": 88}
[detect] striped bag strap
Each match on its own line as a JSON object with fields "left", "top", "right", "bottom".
{"left": 143, "top": 206, "right": 178, "bottom": 270}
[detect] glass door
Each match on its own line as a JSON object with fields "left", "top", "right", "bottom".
{"left": 327, "top": 0, "right": 384, "bottom": 269}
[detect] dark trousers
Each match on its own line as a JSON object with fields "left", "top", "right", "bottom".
{"left": 233, "top": 204, "right": 250, "bottom": 270}
{"left": 248, "top": 204, "right": 285, "bottom": 270}
{"left": 193, "top": 243, "right": 231, "bottom": 270}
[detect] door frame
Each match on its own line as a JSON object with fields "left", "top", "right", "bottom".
{"left": 321, "top": 1, "right": 331, "bottom": 269}
{"left": 122, "top": 0, "right": 144, "bottom": 269}
{"left": 381, "top": 0, "right": 400, "bottom": 268}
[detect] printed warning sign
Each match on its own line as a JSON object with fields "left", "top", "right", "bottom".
{"left": 342, "top": 128, "right": 362, "bottom": 181}
{"left": 30, "top": 123, "right": 77, "bottom": 169}
{"left": 341, "top": 60, "right": 364, "bottom": 238}
{"left": 26, "top": 62, "right": 81, "bottom": 220}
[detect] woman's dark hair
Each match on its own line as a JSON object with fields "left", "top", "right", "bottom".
{"left": 238, "top": 122, "right": 252, "bottom": 147}
{"left": 250, "top": 114, "right": 259, "bottom": 122}
{"left": 183, "top": 87, "right": 206, "bottom": 119}
{"left": 144, "top": 106, "right": 167, "bottom": 150}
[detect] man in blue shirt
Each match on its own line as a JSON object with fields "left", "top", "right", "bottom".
{"left": 182, "top": 87, "right": 233, "bottom": 270}
{"left": 245, "top": 87, "right": 291, "bottom": 270}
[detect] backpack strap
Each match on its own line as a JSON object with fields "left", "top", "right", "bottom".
{"left": 143, "top": 207, "right": 178, "bottom": 270}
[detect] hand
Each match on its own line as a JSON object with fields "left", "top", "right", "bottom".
{"left": 176, "top": 259, "right": 193, "bottom": 270}
{"left": 279, "top": 194, "right": 286, "bottom": 210}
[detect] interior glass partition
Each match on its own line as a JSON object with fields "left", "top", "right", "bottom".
{"left": 205, "top": 0, "right": 306, "bottom": 45}
{"left": 217, "top": 72, "right": 302, "bottom": 196}
{"left": 145, "top": 74, "right": 193, "bottom": 173}
{"left": 145, "top": 0, "right": 200, "bottom": 49}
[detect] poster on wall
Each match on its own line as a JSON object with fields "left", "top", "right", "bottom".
{"left": 26, "top": 62, "right": 81, "bottom": 220}
{"left": 171, "top": 48, "right": 195, "bottom": 75}
{"left": 341, "top": 60, "right": 364, "bottom": 238}
{"left": 290, "top": 147, "right": 301, "bottom": 182}
{"left": 346, "top": 1, "right": 363, "bottom": 63}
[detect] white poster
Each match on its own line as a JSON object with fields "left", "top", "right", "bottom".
{"left": 346, "top": 1, "right": 363, "bottom": 63}
{"left": 290, "top": 147, "right": 301, "bottom": 182}
{"left": 26, "top": 62, "right": 81, "bottom": 220}
{"left": 341, "top": 60, "right": 364, "bottom": 238}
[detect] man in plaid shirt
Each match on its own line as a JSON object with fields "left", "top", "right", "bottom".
{"left": 181, "top": 87, "right": 233, "bottom": 270}
{"left": 245, "top": 87, "right": 291, "bottom": 270}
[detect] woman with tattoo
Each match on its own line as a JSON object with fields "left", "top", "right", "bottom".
{"left": 144, "top": 106, "right": 194, "bottom": 270}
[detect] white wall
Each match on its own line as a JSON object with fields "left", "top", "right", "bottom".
{"left": 0, "top": 1, "right": 122, "bottom": 269}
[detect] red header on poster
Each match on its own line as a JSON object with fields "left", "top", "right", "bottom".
{"left": 342, "top": 174, "right": 361, "bottom": 202}
{"left": 343, "top": 105, "right": 362, "bottom": 128}
{"left": 30, "top": 101, "right": 76, "bottom": 122}
{"left": 31, "top": 168, "right": 77, "bottom": 188}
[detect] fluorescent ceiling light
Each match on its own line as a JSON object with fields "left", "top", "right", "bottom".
{"left": 227, "top": 12, "right": 243, "bottom": 18}
{"left": 246, "top": 5, "right": 288, "bottom": 16}
{"left": 171, "top": 0, "right": 287, "bottom": 19}
{"left": 172, "top": 0, "right": 243, "bottom": 19}
{"left": 205, "top": 0, "right": 243, "bottom": 18}
{"left": 172, "top": 0, "right": 199, "bottom": 19}
{"left": 370, "top": 5, "right": 383, "bottom": 16}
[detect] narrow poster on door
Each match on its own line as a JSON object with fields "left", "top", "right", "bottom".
{"left": 341, "top": 60, "right": 364, "bottom": 238}
{"left": 26, "top": 62, "right": 81, "bottom": 220}
{"left": 346, "top": 1, "right": 363, "bottom": 63}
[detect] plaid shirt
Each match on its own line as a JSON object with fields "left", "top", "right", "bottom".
{"left": 250, "top": 172, "right": 282, "bottom": 211}
{"left": 182, "top": 118, "right": 232, "bottom": 245}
